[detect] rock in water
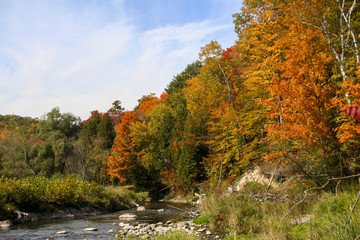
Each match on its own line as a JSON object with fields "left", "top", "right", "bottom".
{"left": 84, "top": 228, "right": 98, "bottom": 231}
{"left": 0, "top": 220, "right": 12, "bottom": 228}
{"left": 119, "top": 213, "right": 137, "bottom": 220}
{"left": 137, "top": 206, "right": 146, "bottom": 211}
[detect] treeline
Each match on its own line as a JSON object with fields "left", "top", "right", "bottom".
{"left": 1, "top": 0, "right": 360, "bottom": 196}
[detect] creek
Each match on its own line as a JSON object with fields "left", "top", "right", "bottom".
{"left": 0, "top": 201, "right": 191, "bottom": 240}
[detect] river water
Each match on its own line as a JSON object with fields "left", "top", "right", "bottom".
{"left": 0, "top": 201, "right": 190, "bottom": 240}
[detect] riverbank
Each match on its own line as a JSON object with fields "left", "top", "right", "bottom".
{"left": 0, "top": 200, "right": 200, "bottom": 239}
{"left": 193, "top": 181, "right": 360, "bottom": 240}
{"left": 0, "top": 176, "right": 146, "bottom": 227}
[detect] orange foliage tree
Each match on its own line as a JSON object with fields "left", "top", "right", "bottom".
{"left": 106, "top": 111, "right": 140, "bottom": 183}
{"left": 233, "top": 0, "right": 360, "bottom": 181}
{"left": 185, "top": 39, "right": 269, "bottom": 184}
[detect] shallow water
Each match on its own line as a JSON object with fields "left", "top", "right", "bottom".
{"left": 0, "top": 201, "right": 190, "bottom": 240}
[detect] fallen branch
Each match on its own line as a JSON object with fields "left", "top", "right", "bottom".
{"left": 167, "top": 204, "right": 186, "bottom": 212}
{"left": 282, "top": 173, "right": 360, "bottom": 221}
{"left": 282, "top": 181, "right": 330, "bottom": 220}
{"left": 157, "top": 184, "right": 174, "bottom": 193}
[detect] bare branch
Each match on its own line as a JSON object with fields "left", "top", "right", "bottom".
{"left": 267, "top": 158, "right": 281, "bottom": 191}
{"left": 282, "top": 181, "right": 330, "bottom": 219}
{"left": 283, "top": 174, "right": 360, "bottom": 220}
{"left": 345, "top": 189, "right": 360, "bottom": 225}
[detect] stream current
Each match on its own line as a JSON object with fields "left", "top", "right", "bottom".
{"left": 0, "top": 201, "right": 190, "bottom": 240}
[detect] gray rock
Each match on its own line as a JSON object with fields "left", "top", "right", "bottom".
{"left": 123, "top": 225, "right": 136, "bottom": 230}
{"left": 177, "top": 221, "right": 189, "bottom": 228}
{"left": 138, "top": 223, "right": 149, "bottom": 228}
{"left": 155, "top": 226, "right": 171, "bottom": 234}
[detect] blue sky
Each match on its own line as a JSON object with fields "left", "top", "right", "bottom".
{"left": 0, "top": 0, "right": 242, "bottom": 119}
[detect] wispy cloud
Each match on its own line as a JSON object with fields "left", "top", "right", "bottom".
{"left": 0, "top": 0, "right": 241, "bottom": 119}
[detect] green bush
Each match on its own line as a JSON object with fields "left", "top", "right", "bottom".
{"left": 0, "top": 176, "right": 138, "bottom": 219}
{"left": 193, "top": 214, "right": 210, "bottom": 225}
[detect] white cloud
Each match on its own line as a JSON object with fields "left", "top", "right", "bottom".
{"left": 0, "top": 1, "right": 238, "bottom": 120}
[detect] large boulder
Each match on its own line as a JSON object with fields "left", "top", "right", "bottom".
{"left": 235, "top": 166, "right": 280, "bottom": 191}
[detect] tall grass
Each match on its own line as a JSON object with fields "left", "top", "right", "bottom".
{"left": 196, "top": 182, "right": 360, "bottom": 239}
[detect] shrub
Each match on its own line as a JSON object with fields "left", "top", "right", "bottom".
{"left": 0, "top": 175, "right": 139, "bottom": 219}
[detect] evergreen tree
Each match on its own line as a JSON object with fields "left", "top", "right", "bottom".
{"left": 97, "top": 112, "right": 116, "bottom": 149}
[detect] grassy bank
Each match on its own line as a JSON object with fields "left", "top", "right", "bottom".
{"left": 0, "top": 176, "right": 144, "bottom": 221}
{"left": 195, "top": 182, "right": 360, "bottom": 239}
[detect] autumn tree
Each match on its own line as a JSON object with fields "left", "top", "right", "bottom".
{"left": 184, "top": 39, "right": 269, "bottom": 185}
{"left": 107, "top": 111, "right": 140, "bottom": 183}
{"left": 231, "top": 0, "right": 360, "bottom": 184}
{"left": 0, "top": 115, "right": 38, "bottom": 178}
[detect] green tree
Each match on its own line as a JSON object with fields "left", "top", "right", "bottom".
{"left": 77, "top": 110, "right": 114, "bottom": 183}
{"left": 32, "top": 107, "right": 81, "bottom": 176}
{"left": 166, "top": 60, "right": 202, "bottom": 94}
{"left": 97, "top": 112, "right": 116, "bottom": 149}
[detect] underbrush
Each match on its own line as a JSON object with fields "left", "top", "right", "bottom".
{"left": 0, "top": 176, "right": 140, "bottom": 220}
{"left": 194, "top": 181, "right": 360, "bottom": 239}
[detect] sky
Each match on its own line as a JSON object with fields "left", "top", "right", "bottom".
{"left": 0, "top": 0, "right": 242, "bottom": 120}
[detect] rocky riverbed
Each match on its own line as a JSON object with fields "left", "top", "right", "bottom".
{"left": 114, "top": 219, "right": 222, "bottom": 239}
{"left": 0, "top": 201, "right": 221, "bottom": 239}
{"left": 111, "top": 202, "right": 225, "bottom": 239}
